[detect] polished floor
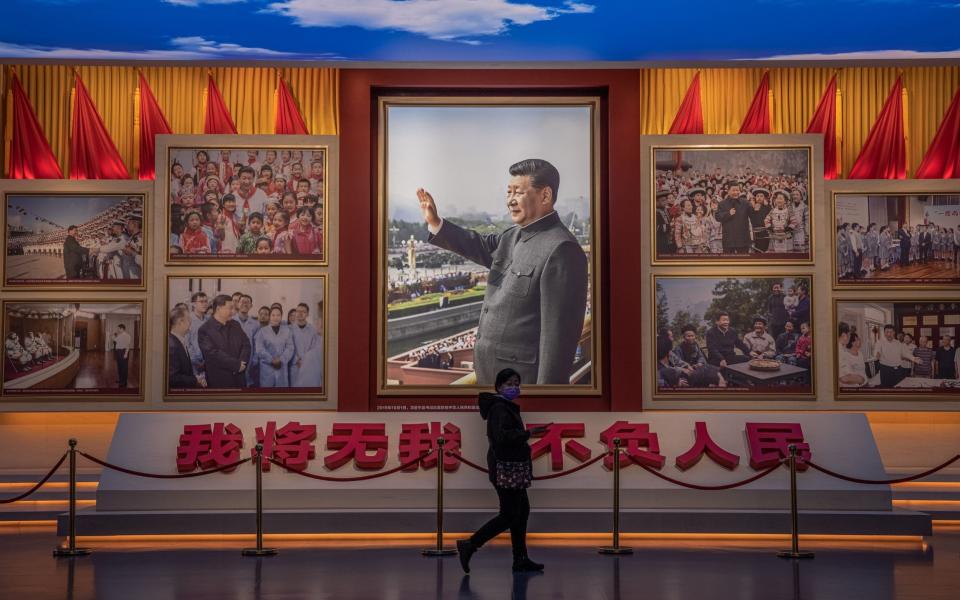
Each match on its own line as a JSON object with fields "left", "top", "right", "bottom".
{"left": 1, "top": 527, "right": 958, "bottom": 600}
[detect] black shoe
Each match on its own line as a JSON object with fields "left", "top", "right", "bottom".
{"left": 457, "top": 539, "right": 477, "bottom": 574}
{"left": 512, "top": 557, "right": 544, "bottom": 572}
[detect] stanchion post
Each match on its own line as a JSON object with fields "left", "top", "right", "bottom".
{"left": 599, "top": 438, "right": 633, "bottom": 555}
{"left": 54, "top": 439, "right": 91, "bottom": 557}
{"left": 778, "top": 444, "right": 814, "bottom": 560}
{"left": 243, "top": 444, "right": 278, "bottom": 557}
{"left": 422, "top": 437, "right": 456, "bottom": 556}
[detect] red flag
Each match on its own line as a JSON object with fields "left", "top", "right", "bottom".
{"left": 806, "top": 75, "right": 839, "bottom": 180}
{"left": 275, "top": 77, "right": 309, "bottom": 135}
{"left": 849, "top": 77, "right": 906, "bottom": 179}
{"left": 668, "top": 73, "right": 704, "bottom": 135}
{"left": 70, "top": 73, "right": 128, "bottom": 180}
{"left": 138, "top": 73, "right": 173, "bottom": 180}
{"left": 8, "top": 71, "right": 62, "bottom": 179}
{"left": 916, "top": 84, "right": 960, "bottom": 178}
{"left": 739, "top": 72, "right": 771, "bottom": 134}
{"left": 204, "top": 74, "right": 237, "bottom": 134}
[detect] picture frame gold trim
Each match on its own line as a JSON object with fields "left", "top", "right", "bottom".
{"left": 827, "top": 179, "right": 960, "bottom": 290}
{"left": 1, "top": 298, "right": 147, "bottom": 402}
{"left": 643, "top": 134, "right": 822, "bottom": 267}
{"left": 156, "top": 134, "right": 337, "bottom": 267}
{"left": 2, "top": 180, "right": 151, "bottom": 292}
{"left": 162, "top": 273, "right": 329, "bottom": 402}
{"left": 650, "top": 272, "right": 817, "bottom": 401}
{"left": 833, "top": 298, "right": 960, "bottom": 401}
{"left": 375, "top": 96, "right": 604, "bottom": 397}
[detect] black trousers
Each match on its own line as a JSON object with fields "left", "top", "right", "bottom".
{"left": 878, "top": 364, "right": 901, "bottom": 388}
{"left": 115, "top": 350, "right": 129, "bottom": 387}
{"left": 470, "top": 487, "right": 529, "bottom": 559}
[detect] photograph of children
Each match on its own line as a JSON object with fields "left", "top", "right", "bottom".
{"left": 166, "top": 276, "right": 325, "bottom": 399}
{"left": 382, "top": 101, "right": 598, "bottom": 393}
{"left": 167, "top": 147, "right": 326, "bottom": 263}
{"left": 2, "top": 301, "right": 143, "bottom": 398}
{"left": 653, "top": 147, "right": 812, "bottom": 263}
{"left": 834, "top": 194, "right": 960, "bottom": 287}
{"left": 836, "top": 300, "right": 960, "bottom": 397}
{"left": 653, "top": 276, "right": 814, "bottom": 398}
{"left": 4, "top": 195, "right": 144, "bottom": 287}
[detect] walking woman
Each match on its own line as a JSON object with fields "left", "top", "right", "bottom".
{"left": 457, "top": 368, "right": 548, "bottom": 573}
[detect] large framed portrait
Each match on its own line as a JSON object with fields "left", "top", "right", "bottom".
{"left": 644, "top": 135, "right": 820, "bottom": 266}
{"left": 3, "top": 180, "right": 149, "bottom": 290}
{"left": 835, "top": 299, "right": 960, "bottom": 399}
{"left": 828, "top": 180, "right": 960, "bottom": 289}
{"left": 377, "top": 97, "right": 601, "bottom": 396}
{"left": 652, "top": 275, "right": 815, "bottom": 400}
{"left": 164, "top": 275, "right": 326, "bottom": 401}
{"left": 157, "top": 135, "right": 335, "bottom": 266}
{"left": 2, "top": 300, "right": 144, "bottom": 400}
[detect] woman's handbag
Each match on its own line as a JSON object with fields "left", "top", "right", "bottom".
{"left": 495, "top": 460, "right": 532, "bottom": 490}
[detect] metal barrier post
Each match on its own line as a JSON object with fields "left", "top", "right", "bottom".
{"left": 778, "top": 444, "right": 814, "bottom": 559}
{"left": 54, "top": 439, "right": 91, "bottom": 557}
{"left": 243, "top": 444, "right": 278, "bottom": 557}
{"left": 600, "top": 438, "right": 633, "bottom": 555}
{"left": 422, "top": 437, "right": 455, "bottom": 556}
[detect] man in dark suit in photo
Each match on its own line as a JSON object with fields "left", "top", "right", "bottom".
{"left": 62, "top": 225, "right": 96, "bottom": 279}
{"left": 715, "top": 182, "right": 752, "bottom": 254}
{"left": 417, "top": 158, "right": 588, "bottom": 386}
{"left": 168, "top": 307, "right": 205, "bottom": 389}
{"left": 198, "top": 295, "right": 250, "bottom": 389}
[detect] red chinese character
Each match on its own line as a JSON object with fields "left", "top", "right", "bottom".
{"left": 398, "top": 422, "right": 461, "bottom": 472}
{"left": 675, "top": 421, "right": 740, "bottom": 471}
{"left": 176, "top": 422, "right": 244, "bottom": 473}
{"left": 746, "top": 422, "right": 810, "bottom": 471}
{"left": 599, "top": 421, "right": 666, "bottom": 470}
{"left": 528, "top": 423, "right": 592, "bottom": 471}
{"left": 325, "top": 423, "right": 388, "bottom": 470}
{"left": 255, "top": 421, "right": 317, "bottom": 471}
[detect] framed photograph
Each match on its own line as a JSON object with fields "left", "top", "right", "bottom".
{"left": 3, "top": 181, "right": 149, "bottom": 290}
{"left": 158, "top": 135, "right": 334, "bottom": 266}
{"left": 164, "top": 275, "right": 326, "bottom": 401}
{"left": 829, "top": 180, "right": 960, "bottom": 289}
{"left": 652, "top": 275, "right": 815, "bottom": 400}
{"left": 377, "top": 96, "right": 601, "bottom": 396}
{"left": 646, "top": 135, "right": 818, "bottom": 265}
{"left": 835, "top": 299, "right": 960, "bottom": 399}
{"left": 2, "top": 300, "right": 144, "bottom": 400}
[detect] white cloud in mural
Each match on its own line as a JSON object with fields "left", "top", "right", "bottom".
{"left": 750, "top": 48, "right": 960, "bottom": 60}
{"left": 0, "top": 38, "right": 340, "bottom": 60}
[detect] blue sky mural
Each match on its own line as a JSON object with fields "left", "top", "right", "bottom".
{"left": 0, "top": 0, "right": 958, "bottom": 62}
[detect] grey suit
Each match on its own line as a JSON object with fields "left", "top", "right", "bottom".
{"left": 429, "top": 211, "right": 588, "bottom": 385}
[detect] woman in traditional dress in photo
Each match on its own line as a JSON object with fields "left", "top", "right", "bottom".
{"left": 878, "top": 226, "right": 892, "bottom": 270}
{"left": 673, "top": 199, "right": 701, "bottom": 254}
{"left": 765, "top": 191, "right": 793, "bottom": 253}
{"left": 706, "top": 200, "right": 723, "bottom": 254}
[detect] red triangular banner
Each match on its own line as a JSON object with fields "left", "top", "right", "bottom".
{"left": 806, "top": 75, "right": 839, "bottom": 180}
{"left": 138, "top": 73, "right": 173, "bottom": 180}
{"left": 739, "top": 72, "right": 771, "bottom": 134}
{"left": 849, "top": 77, "right": 906, "bottom": 179}
{"left": 275, "top": 77, "right": 309, "bottom": 135}
{"left": 70, "top": 73, "right": 129, "bottom": 179}
{"left": 916, "top": 84, "right": 960, "bottom": 178}
{"left": 8, "top": 71, "right": 63, "bottom": 179}
{"left": 668, "top": 73, "right": 704, "bottom": 134}
{"left": 204, "top": 74, "right": 238, "bottom": 134}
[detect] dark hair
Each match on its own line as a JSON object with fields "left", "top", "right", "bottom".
{"left": 248, "top": 212, "right": 264, "bottom": 223}
{"left": 117, "top": 324, "right": 126, "bottom": 330}
{"left": 688, "top": 365, "right": 721, "bottom": 387}
{"left": 296, "top": 206, "right": 313, "bottom": 218}
{"left": 297, "top": 302, "right": 309, "bottom": 313}
{"left": 846, "top": 332, "right": 859, "bottom": 350}
{"left": 681, "top": 324, "right": 697, "bottom": 335}
{"left": 238, "top": 166, "right": 256, "bottom": 178}
{"left": 169, "top": 306, "right": 189, "bottom": 330}
{"left": 210, "top": 294, "right": 232, "bottom": 312}
{"left": 220, "top": 193, "right": 236, "bottom": 206}
{"left": 67, "top": 225, "right": 78, "bottom": 233}
{"left": 838, "top": 321, "right": 850, "bottom": 337}
{"left": 190, "top": 291, "right": 207, "bottom": 303}
{"left": 883, "top": 324, "right": 894, "bottom": 331}
{"left": 656, "top": 336, "right": 673, "bottom": 361}
{"left": 495, "top": 368, "right": 522, "bottom": 390}
{"left": 716, "top": 311, "right": 730, "bottom": 319}
{"left": 509, "top": 158, "right": 559, "bottom": 204}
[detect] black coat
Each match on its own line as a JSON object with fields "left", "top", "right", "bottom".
{"left": 168, "top": 333, "right": 197, "bottom": 389}
{"left": 716, "top": 196, "right": 752, "bottom": 250}
{"left": 63, "top": 235, "right": 88, "bottom": 278}
{"left": 479, "top": 392, "right": 531, "bottom": 485}
{"left": 198, "top": 318, "right": 251, "bottom": 389}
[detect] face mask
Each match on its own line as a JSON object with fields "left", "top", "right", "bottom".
{"left": 501, "top": 386, "right": 521, "bottom": 401}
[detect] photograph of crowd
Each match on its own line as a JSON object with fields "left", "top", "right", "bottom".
{"left": 3, "top": 301, "right": 142, "bottom": 398}
{"left": 382, "top": 102, "right": 597, "bottom": 393}
{"left": 654, "top": 276, "right": 814, "bottom": 397}
{"left": 653, "top": 147, "right": 812, "bottom": 263}
{"left": 836, "top": 300, "right": 960, "bottom": 397}
{"left": 166, "top": 276, "right": 325, "bottom": 398}
{"left": 834, "top": 194, "right": 960, "bottom": 287}
{"left": 166, "top": 147, "right": 326, "bottom": 262}
{"left": 4, "top": 195, "right": 144, "bottom": 287}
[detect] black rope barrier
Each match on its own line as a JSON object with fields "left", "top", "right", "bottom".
{"left": 0, "top": 452, "right": 67, "bottom": 504}
{"left": 802, "top": 454, "right": 960, "bottom": 485}
{"left": 267, "top": 451, "right": 431, "bottom": 482}
{"left": 448, "top": 451, "right": 611, "bottom": 480}
{"left": 629, "top": 454, "right": 786, "bottom": 491}
{"left": 79, "top": 451, "right": 252, "bottom": 478}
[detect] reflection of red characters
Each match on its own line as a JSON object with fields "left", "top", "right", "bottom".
{"left": 325, "top": 423, "right": 388, "bottom": 470}
{"left": 746, "top": 422, "right": 809, "bottom": 471}
{"left": 528, "top": 423, "right": 591, "bottom": 470}
{"left": 599, "top": 421, "right": 665, "bottom": 470}
{"left": 255, "top": 420, "right": 317, "bottom": 471}
{"left": 176, "top": 422, "right": 244, "bottom": 473}
{"left": 675, "top": 421, "right": 740, "bottom": 471}
{"left": 398, "top": 422, "right": 461, "bottom": 472}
